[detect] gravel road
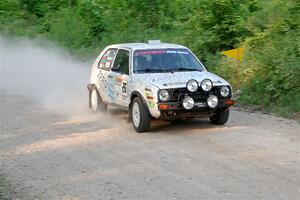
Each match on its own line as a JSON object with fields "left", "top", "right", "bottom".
{"left": 0, "top": 93, "right": 299, "bottom": 200}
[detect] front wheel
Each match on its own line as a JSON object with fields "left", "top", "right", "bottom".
{"left": 131, "top": 97, "right": 151, "bottom": 133}
{"left": 90, "top": 87, "right": 107, "bottom": 112}
{"left": 210, "top": 109, "right": 229, "bottom": 125}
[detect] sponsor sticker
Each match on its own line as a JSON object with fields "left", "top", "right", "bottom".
{"left": 195, "top": 102, "right": 207, "bottom": 108}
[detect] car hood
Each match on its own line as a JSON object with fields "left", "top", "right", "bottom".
{"left": 134, "top": 71, "right": 230, "bottom": 89}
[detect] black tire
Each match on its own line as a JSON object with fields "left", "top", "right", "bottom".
{"left": 89, "top": 87, "right": 107, "bottom": 112}
{"left": 210, "top": 109, "right": 229, "bottom": 125}
{"left": 131, "top": 97, "right": 151, "bottom": 133}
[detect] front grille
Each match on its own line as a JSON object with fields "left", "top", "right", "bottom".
{"left": 159, "top": 86, "right": 231, "bottom": 103}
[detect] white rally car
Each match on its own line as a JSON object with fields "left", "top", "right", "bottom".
{"left": 87, "top": 40, "right": 234, "bottom": 132}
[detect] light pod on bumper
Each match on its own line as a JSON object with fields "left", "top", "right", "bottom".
{"left": 187, "top": 79, "right": 198, "bottom": 92}
{"left": 182, "top": 96, "right": 194, "bottom": 110}
{"left": 207, "top": 95, "right": 218, "bottom": 108}
{"left": 201, "top": 79, "right": 213, "bottom": 91}
{"left": 220, "top": 86, "right": 230, "bottom": 97}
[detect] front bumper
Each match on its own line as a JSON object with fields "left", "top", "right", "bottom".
{"left": 155, "top": 86, "right": 234, "bottom": 119}
{"left": 158, "top": 99, "right": 234, "bottom": 119}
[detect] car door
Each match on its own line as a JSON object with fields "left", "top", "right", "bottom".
{"left": 109, "top": 49, "right": 130, "bottom": 107}
{"left": 96, "top": 48, "right": 118, "bottom": 103}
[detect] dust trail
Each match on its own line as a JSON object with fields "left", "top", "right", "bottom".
{"left": 0, "top": 36, "right": 91, "bottom": 116}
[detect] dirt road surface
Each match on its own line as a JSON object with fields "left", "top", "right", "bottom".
{"left": 0, "top": 93, "right": 299, "bottom": 200}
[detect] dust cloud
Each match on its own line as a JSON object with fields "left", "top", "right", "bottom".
{"left": 0, "top": 36, "right": 92, "bottom": 116}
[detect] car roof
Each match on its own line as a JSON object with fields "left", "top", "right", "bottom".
{"left": 106, "top": 42, "right": 187, "bottom": 51}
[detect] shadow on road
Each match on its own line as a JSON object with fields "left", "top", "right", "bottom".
{"left": 108, "top": 106, "right": 224, "bottom": 133}
{"left": 151, "top": 119, "right": 217, "bottom": 133}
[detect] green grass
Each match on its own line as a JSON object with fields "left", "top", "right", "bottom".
{"left": 237, "top": 88, "right": 300, "bottom": 121}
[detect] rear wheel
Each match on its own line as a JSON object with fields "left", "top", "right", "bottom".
{"left": 210, "top": 109, "right": 229, "bottom": 125}
{"left": 131, "top": 97, "right": 151, "bottom": 133}
{"left": 90, "top": 87, "right": 107, "bottom": 112}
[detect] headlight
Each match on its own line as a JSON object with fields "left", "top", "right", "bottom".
{"left": 201, "top": 79, "right": 213, "bottom": 91}
{"left": 187, "top": 79, "right": 198, "bottom": 92}
{"left": 207, "top": 95, "right": 218, "bottom": 108}
{"left": 158, "top": 90, "right": 169, "bottom": 101}
{"left": 220, "top": 86, "right": 230, "bottom": 97}
{"left": 182, "top": 96, "right": 194, "bottom": 110}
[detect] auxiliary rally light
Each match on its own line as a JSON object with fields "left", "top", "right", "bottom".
{"left": 182, "top": 96, "right": 195, "bottom": 110}
{"left": 207, "top": 95, "right": 218, "bottom": 108}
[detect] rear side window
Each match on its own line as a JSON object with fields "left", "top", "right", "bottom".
{"left": 112, "top": 49, "right": 130, "bottom": 75}
{"left": 98, "top": 48, "right": 118, "bottom": 70}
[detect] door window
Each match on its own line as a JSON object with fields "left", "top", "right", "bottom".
{"left": 112, "top": 50, "right": 130, "bottom": 75}
{"left": 98, "top": 48, "right": 118, "bottom": 70}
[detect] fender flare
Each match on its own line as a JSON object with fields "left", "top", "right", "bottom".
{"left": 87, "top": 83, "right": 95, "bottom": 92}
{"left": 129, "top": 91, "right": 152, "bottom": 120}
{"left": 130, "top": 91, "right": 148, "bottom": 106}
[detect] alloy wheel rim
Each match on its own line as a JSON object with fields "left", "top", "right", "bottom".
{"left": 132, "top": 102, "right": 140, "bottom": 127}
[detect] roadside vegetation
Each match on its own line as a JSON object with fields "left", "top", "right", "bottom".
{"left": 1, "top": 0, "right": 299, "bottom": 119}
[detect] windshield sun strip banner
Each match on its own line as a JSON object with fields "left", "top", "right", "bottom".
{"left": 134, "top": 49, "right": 189, "bottom": 56}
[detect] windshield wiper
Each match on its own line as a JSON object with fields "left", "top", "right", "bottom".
{"left": 134, "top": 68, "right": 167, "bottom": 73}
{"left": 134, "top": 67, "right": 202, "bottom": 73}
{"left": 172, "top": 67, "right": 203, "bottom": 72}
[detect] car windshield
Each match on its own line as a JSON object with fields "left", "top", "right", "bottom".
{"left": 133, "top": 48, "right": 205, "bottom": 73}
